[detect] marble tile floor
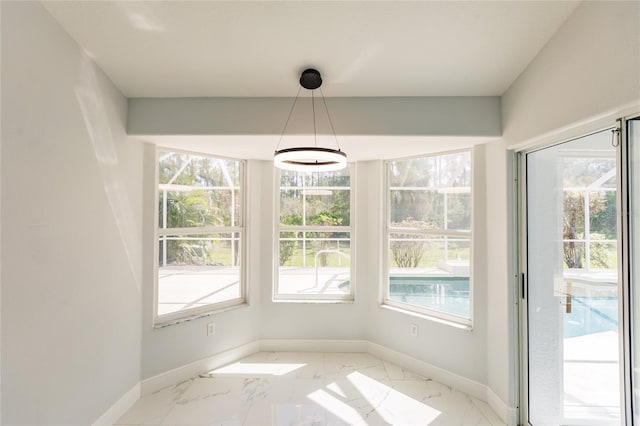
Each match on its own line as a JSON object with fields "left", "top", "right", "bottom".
{"left": 116, "top": 352, "right": 505, "bottom": 426}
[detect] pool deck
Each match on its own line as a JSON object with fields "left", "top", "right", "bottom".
{"left": 564, "top": 330, "right": 621, "bottom": 425}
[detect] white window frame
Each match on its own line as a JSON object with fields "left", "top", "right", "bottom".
{"left": 273, "top": 164, "right": 356, "bottom": 302}
{"left": 154, "top": 147, "right": 247, "bottom": 325}
{"left": 383, "top": 149, "right": 473, "bottom": 327}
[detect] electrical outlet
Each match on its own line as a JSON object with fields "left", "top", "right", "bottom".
{"left": 410, "top": 323, "right": 418, "bottom": 337}
{"left": 207, "top": 322, "right": 216, "bottom": 336}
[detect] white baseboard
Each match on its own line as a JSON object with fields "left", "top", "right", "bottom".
{"left": 141, "top": 340, "right": 260, "bottom": 396}
{"left": 486, "top": 387, "right": 518, "bottom": 426}
{"left": 367, "top": 341, "right": 487, "bottom": 401}
{"left": 93, "top": 382, "right": 140, "bottom": 426}
{"left": 259, "top": 338, "right": 368, "bottom": 353}
{"left": 102, "top": 339, "right": 516, "bottom": 426}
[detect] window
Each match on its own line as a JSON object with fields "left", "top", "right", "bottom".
{"left": 384, "top": 151, "right": 472, "bottom": 326}
{"left": 275, "top": 166, "right": 354, "bottom": 301}
{"left": 156, "top": 149, "right": 245, "bottom": 322}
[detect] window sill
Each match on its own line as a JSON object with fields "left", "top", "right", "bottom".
{"left": 378, "top": 304, "right": 473, "bottom": 331}
{"left": 154, "top": 302, "right": 250, "bottom": 330}
{"left": 272, "top": 298, "right": 355, "bottom": 304}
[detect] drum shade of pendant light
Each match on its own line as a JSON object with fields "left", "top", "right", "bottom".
{"left": 274, "top": 69, "right": 347, "bottom": 172}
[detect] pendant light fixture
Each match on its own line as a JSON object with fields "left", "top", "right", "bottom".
{"left": 274, "top": 69, "right": 347, "bottom": 172}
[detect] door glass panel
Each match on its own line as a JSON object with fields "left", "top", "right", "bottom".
{"left": 527, "top": 129, "right": 621, "bottom": 425}
{"left": 629, "top": 118, "right": 640, "bottom": 424}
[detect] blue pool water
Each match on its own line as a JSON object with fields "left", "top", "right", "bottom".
{"left": 388, "top": 276, "right": 618, "bottom": 337}
{"left": 564, "top": 296, "right": 618, "bottom": 338}
{"left": 388, "top": 276, "right": 470, "bottom": 318}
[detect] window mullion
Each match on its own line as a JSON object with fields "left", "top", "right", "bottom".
{"left": 386, "top": 227, "right": 470, "bottom": 237}
{"left": 158, "top": 226, "right": 243, "bottom": 236}
{"left": 279, "top": 225, "right": 352, "bottom": 233}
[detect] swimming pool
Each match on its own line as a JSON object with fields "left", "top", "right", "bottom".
{"left": 388, "top": 276, "right": 470, "bottom": 317}
{"left": 564, "top": 296, "right": 618, "bottom": 338}
{"left": 388, "top": 276, "right": 618, "bottom": 337}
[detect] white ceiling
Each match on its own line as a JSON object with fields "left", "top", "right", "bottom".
{"left": 43, "top": 1, "right": 580, "bottom": 98}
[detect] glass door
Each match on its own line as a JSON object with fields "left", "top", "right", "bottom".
{"left": 629, "top": 117, "right": 640, "bottom": 424}
{"left": 525, "top": 129, "right": 622, "bottom": 425}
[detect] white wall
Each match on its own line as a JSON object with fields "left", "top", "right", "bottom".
{"left": 1, "top": 2, "right": 143, "bottom": 424}
{"left": 488, "top": 0, "right": 640, "bottom": 415}
{"left": 503, "top": 0, "right": 640, "bottom": 148}
{"left": 484, "top": 140, "right": 516, "bottom": 409}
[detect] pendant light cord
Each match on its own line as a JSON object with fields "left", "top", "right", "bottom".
{"left": 312, "top": 90, "right": 317, "bottom": 147}
{"left": 273, "top": 69, "right": 347, "bottom": 172}
{"left": 275, "top": 86, "right": 302, "bottom": 152}
{"left": 275, "top": 75, "right": 341, "bottom": 153}
{"left": 319, "top": 88, "right": 341, "bottom": 151}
